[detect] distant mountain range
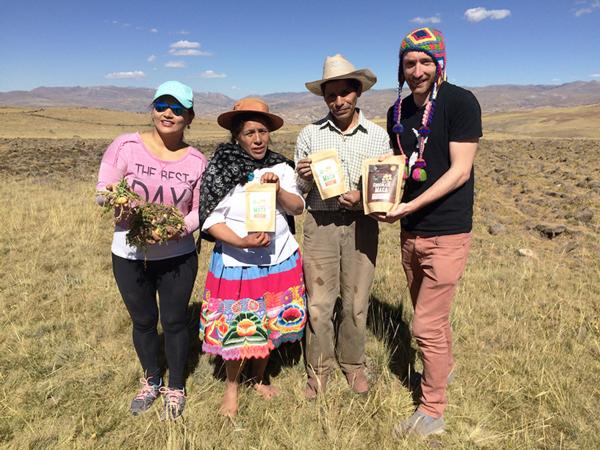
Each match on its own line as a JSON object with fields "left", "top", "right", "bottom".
{"left": 1, "top": 81, "right": 599, "bottom": 124}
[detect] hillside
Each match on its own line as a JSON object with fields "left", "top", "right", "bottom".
{"left": 1, "top": 81, "right": 600, "bottom": 124}
{"left": 0, "top": 86, "right": 233, "bottom": 116}
{"left": 482, "top": 103, "right": 600, "bottom": 139}
{"left": 1, "top": 104, "right": 599, "bottom": 140}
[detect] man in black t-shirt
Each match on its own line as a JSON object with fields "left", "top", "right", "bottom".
{"left": 372, "top": 27, "right": 482, "bottom": 437}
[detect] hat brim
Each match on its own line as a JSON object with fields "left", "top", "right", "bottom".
{"left": 153, "top": 93, "right": 193, "bottom": 110}
{"left": 305, "top": 69, "right": 377, "bottom": 96}
{"left": 217, "top": 109, "right": 284, "bottom": 131}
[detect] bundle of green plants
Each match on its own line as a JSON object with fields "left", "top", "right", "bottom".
{"left": 98, "top": 178, "right": 141, "bottom": 220}
{"left": 126, "top": 202, "right": 185, "bottom": 249}
{"left": 97, "top": 179, "right": 185, "bottom": 249}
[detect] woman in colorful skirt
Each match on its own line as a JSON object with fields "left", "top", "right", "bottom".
{"left": 198, "top": 98, "right": 307, "bottom": 416}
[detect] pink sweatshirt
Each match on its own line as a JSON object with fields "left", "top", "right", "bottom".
{"left": 97, "top": 132, "right": 207, "bottom": 260}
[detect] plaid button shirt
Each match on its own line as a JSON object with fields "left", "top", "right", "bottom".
{"left": 294, "top": 109, "right": 392, "bottom": 211}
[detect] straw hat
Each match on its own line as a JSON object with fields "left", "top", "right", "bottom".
{"left": 217, "top": 98, "right": 284, "bottom": 131}
{"left": 305, "top": 54, "right": 377, "bottom": 96}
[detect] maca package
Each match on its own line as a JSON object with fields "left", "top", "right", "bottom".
{"left": 245, "top": 182, "right": 277, "bottom": 232}
{"left": 361, "top": 155, "right": 406, "bottom": 214}
{"left": 310, "top": 149, "right": 347, "bottom": 200}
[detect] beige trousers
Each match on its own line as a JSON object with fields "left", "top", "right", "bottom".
{"left": 303, "top": 210, "right": 379, "bottom": 381}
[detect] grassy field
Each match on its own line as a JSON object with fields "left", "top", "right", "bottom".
{"left": 0, "top": 110, "right": 599, "bottom": 448}
{"left": 480, "top": 104, "right": 600, "bottom": 139}
{"left": 2, "top": 103, "right": 600, "bottom": 140}
{"left": 0, "top": 107, "right": 304, "bottom": 141}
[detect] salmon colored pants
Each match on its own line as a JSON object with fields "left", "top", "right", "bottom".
{"left": 401, "top": 231, "right": 472, "bottom": 418}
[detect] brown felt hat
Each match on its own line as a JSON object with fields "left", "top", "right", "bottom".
{"left": 217, "top": 98, "right": 284, "bottom": 131}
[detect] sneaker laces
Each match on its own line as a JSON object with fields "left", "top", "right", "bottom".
{"left": 134, "top": 377, "right": 160, "bottom": 400}
{"left": 159, "top": 387, "right": 186, "bottom": 407}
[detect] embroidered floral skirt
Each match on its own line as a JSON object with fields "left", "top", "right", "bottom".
{"left": 200, "top": 248, "right": 307, "bottom": 360}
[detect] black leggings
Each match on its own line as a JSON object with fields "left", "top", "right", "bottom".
{"left": 112, "top": 252, "right": 198, "bottom": 389}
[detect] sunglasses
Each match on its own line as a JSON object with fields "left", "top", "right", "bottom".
{"left": 153, "top": 101, "right": 187, "bottom": 116}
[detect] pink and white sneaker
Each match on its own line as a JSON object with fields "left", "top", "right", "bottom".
{"left": 130, "top": 377, "right": 161, "bottom": 415}
{"left": 159, "top": 387, "right": 186, "bottom": 420}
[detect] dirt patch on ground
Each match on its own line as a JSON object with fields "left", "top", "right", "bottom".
{"left": 1, "top": 136, "right": 597, "bottom": 242}
{"left": 0, "top": 137, "right": 297, "bottom": 179}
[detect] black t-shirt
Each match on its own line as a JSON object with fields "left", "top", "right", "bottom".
{"left": 386, "top": 82, "right": 482, "bottom": 236}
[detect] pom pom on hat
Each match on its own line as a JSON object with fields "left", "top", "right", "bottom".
{"left": 414, "top": 158, "right": 427, "bottom": 169}
{"left": 411, "top": 167, "right": 428, "bottom": 182}
{"left": 392, "top": 123, "right": 404, "bottom": 134}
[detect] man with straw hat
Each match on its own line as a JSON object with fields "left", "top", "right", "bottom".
{"left": 373, "top": 27, "right": 482, "bottom": 437}
{"left": 295, "top": 54, "right": 392, "bottom": 398}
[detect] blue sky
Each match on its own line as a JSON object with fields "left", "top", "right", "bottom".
{"left": 1, "top": 0, "right": 599, "bottom": 97}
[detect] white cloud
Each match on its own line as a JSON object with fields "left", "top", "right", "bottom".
{"left": 574, "top": 0, "right": 600, "bottom": 16}
{"left": 169, "top": 40, "right": 211, "bottom": 56}
{"left": 231, "top": 85, "right": 239, "bottom": 90}
{"left": 104, "top": 71, "right": 145, "bottom": 79}
{"left": 590, "top": 73, "right": 600, "bottom": 77}
{"left": 171, "top": 40, "right": 200, "bottom": 49}
{"left": 165, "top": 61, "right": 186, "bottom": 68}
{"left": 200, "top": 70, "right": 226, "bottom": 79}
{"left": 170, "top": 49, "right": 211, "bottom": 56}
{"left": 147, "top": 54, "right": 156, "bottom": 63}
{"left": 464, "top": 7, "right": 511, "bottom": 22}
{"left": 178, "top": 30, "right": 190, "bottom": 35}
{"left": 111, "top": 20, "right": 131, "bottom": 28}
{"left": 111, "top": 20, "right": 159, "bottom": 33}
{"left": 410, "top": 15, "right": 441, "bottom": 24}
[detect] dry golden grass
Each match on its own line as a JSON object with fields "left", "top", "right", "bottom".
{"left": 372, "top": 104, "right": 600, "bottom": 140}
{"left": 0, "top": 107, "right": 304, "bottom": 141}
{"left": 4, "top": 103, "right": 600, "bottom": 141}
{"left": 481, "top": 104, "right": 600, "bottom": 139}
{"left": 0, "top": 128, "right": 599, "bottom": 448}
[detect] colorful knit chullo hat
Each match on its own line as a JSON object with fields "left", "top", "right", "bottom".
{"left": 398, "top": 27, "right": 446, "bottom": 87}
{"left": 392, "top": 27, "right": 447, "bottom": 182}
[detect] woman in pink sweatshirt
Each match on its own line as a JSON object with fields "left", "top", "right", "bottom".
{"left": 96, "top": 81, "right": 207, "bottom": 420}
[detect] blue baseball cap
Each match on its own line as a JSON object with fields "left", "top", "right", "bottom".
{"left": 152, "top": 81, "right": 194, "bottom": 109}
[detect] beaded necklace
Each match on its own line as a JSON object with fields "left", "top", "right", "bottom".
{"left": 392, "top": 67, "right": 442, "bottom": 182}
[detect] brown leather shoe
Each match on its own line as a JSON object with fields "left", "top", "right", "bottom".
{"left": 345, "top": 369, "right": 369, "bottom": 395}
{"left": 304, "top": 374, "right": 328, "bottom": 400}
